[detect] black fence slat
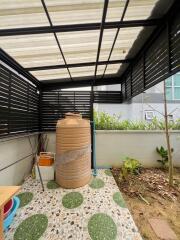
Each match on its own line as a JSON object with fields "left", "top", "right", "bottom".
{"left": 0, "top": 64, "right": 39, "bottom": 138}
{"left": 41, "top": 90, "right": 123, "bottom": 131}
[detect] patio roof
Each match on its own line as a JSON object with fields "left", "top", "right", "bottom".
{"left": 0, "top": 0, "right": 175, "bottom": 86}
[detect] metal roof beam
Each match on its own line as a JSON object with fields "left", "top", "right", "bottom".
{"left": 102, "top": 0, "right": 130, "bottom": 78}
{"left": 0, "top": 19, "right": 160, "bottom": 37}
{"left": 41, "top": 0, "right": 72, "bottom": 80}
{"left": 25, "top": 59, "right": 130, "bottom": 71}
{"left": 94, "top": 0, "right": 109, "bottom": 78}
{"left": 41, "top": 77, "right": 123, "bottom": 90}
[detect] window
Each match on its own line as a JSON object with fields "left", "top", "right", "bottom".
{"left": 145, "top": 111, "right": 154, "bottom": 120}
{"left": 168, "top": 115, "right": 174, "bottom": 123}
{"left": 165, "top": 73, "right": 180, "bottom": 100}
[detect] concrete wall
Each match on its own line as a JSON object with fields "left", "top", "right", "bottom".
{"left": 0, "top": 134, "right": 38, "bottom": 186}
{"left": 43, "top": 131, "right": 180, "bottom": 168}
{"left": 96, "top": 130, "right": 180, "bottom": 168}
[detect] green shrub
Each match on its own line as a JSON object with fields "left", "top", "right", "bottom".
{"left": 121, "top": 157, "right": 141, "bottom": 179}
{"left": 94, "top": 110, "right": 180, "bottom": 130}
{"left": 156, "top": 146, "right": 173, "bottom": 168}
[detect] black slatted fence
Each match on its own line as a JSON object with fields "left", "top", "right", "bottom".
{"left": 41, "top": 91, "right": 91, "bottom": 131}
{"left": 94, "top": 91, "right": 123, "bottom": 103}
{"left": 41, "top": 90, "right": 123, "bottom": 131}
{"left": 0, "top": 64, "right": 39, "bottom": 138}
{"left": 122, "top": 8, "right": 180, "bottom": 101}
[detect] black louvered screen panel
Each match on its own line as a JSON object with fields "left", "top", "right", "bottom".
{"left": 41, "top": 91, "right": 91, "bottom": 131}
{"left": 0, "top": 64, "right": 39, "bottom": 138}
{"left": 121, "top": 7, "right": 180, "bottom": 101}
{"left": 94, "top": 91, "right": 123, "bottom": 103}
{"left": 145, "top": 27, "right": 169, "bottom": 89}
{"left": 132, "top": 57, "right": 144, "bottom": 96}
{"left": 28, "top": 84, "right": 40, "bottom": 132}
{"left": 170, "top": 12, "right": 180, "bottom": 72}
{"left": 125, "top": 73, "right": 132, "bottom": 100}
{"left": 0, "top": 65, "right": 9, "bottom": 137}
{"left": 41, "top": 90, "right": 123, "bottom": 131}
{"left": 121, "top": 81, "right": 126, "bottom": 100}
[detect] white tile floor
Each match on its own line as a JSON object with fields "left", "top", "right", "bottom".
{"left": 5, "top": 170, "right": 142, "bottom": 240}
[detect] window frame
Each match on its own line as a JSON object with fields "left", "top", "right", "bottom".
{"left": 166, "top": 73, "right": 180, "bottom": 100}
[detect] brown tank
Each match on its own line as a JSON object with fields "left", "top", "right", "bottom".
{"left": 56, "top": 113, "right": 91, "bottom": 188}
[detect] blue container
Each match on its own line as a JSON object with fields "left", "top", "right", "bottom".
{"left": 3, "top": 196, "right": 20, "bottom": 232}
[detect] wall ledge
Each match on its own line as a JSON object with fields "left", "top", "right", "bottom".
{"left": 96, "top": 130, "right": 180, "bottom": 134}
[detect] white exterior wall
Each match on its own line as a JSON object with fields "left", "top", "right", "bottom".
{"left": 95, "top": 82, "right": 180, "bottom": 120}
{"left": 94, "top": 102, "right": 180, "bottom": 121}
{"left": 0, "top": 134, "right": 38, "bottom": 185}
{"left": 43, "top": 132, "right": 180, "bottom": 168}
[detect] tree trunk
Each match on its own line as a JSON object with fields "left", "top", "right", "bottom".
{"left": 163, "top": 81, "right": 173, "bottom": 186}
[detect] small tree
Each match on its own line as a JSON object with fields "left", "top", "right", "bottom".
{"left": 144, "top": 80, "right": 179, "bottom": 186}
{"left": 163, "top": 81, "right": 173, "bottom": 186}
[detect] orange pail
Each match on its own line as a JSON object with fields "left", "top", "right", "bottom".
{"left": 38, "top": 152, "right": 54, "bottom": 166}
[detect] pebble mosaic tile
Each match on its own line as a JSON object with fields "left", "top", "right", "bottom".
{"left": 5, "top": 170, "right": 142, "bottom": 240}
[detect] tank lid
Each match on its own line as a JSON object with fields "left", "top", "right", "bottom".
{"left": 65, "top": 112, "right": 82, "bottom": 119}
{"left": 56, "top": 112, "right": 89, "bottom": 128}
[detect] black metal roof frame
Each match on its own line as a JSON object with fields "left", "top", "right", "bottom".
{"left": 0, "top": 0, "right": 179, "bottom": 92}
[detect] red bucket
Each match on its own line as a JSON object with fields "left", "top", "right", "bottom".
{"left": 4, "top": 199, "right": 14, "bottom": 219}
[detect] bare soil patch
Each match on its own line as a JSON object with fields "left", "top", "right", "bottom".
{"left": 112, "top": 168, "right": 180, "bottom": 240}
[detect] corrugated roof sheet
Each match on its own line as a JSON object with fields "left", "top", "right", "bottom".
{"left": 0, "top": 0, "right": 172, "bottom": 83}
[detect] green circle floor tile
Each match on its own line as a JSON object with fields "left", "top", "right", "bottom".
{"left": 113, "top": 192, "right": 126, "bottom": 208}
{"left": 14, "top": 214, "right": 48, "bottom": 240}
{"left": 16, "top": 192, "right": 33, "bottom": 208}
{"left": 89, "top": 178, "right": 105, "bottom": 189}
{"left": 104, "top": 169, "right": 113, "bottom": 176}
{"left": 47, "top": 180, "right": 60, "bottom": 189}
{"left": 88, "top": 213, "right": 117, "bottom": 240}
{"left": 62, "top": 192, "right": 83, "bottom": 209}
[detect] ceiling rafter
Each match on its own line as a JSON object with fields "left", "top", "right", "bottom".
{"left": 94, "top": 0, "right": 109, "bottom": 79}
{"left": 25, "top": 59, "right": 130, "bottom": 72}
{"left": 0, "top": 19, "right": 160, "bottom": 37}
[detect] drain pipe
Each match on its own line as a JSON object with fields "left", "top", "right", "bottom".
{"left": 91, "top": 121, "right": 97, "bottom": 176}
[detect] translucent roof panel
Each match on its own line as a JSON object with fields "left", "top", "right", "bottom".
{"left": 57, "top": 31, "right": 99, "bottom": 64}
{"left": 70, "top": 66, "right": 95, "bottom": 78}
{"left": 99, "top": 29, "right": 117, "bottom": 61}
{"left": 106, "top": 64, "right": 121, "bottom": 74}
{"left": 45, "top": 0, "right": 104, "bottom": 25}
{"left": 0, "top": 0, "right": 49, "bottom": 29}
{"left": 110, "top": 27, "right": 143, "bottom": 60}
{"left": 30, "top": 69, "right": 69, "bottom": 81}
{"left": 124, "top": 0, "right": 159, "bottom": 20}
{"left": 106, "top": 0, "right": 126, "bottom": 22}
{"left": 0, "top": 0, "right": 170, "bottom": 83}
{"left": 0, "top": 34, "right": 64, "bottom": 68}
{"left": 97, "top": 64, "right": 121, "bottom": 75}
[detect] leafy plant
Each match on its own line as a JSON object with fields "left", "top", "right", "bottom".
{"left": 156, "top": 146, "right": 173, "bottom": 168}
{"left": 121, "top": 157, "right": 141, "bottom": 179}
{"left": 94, "top": 110, "right": 180, "bottom": 131}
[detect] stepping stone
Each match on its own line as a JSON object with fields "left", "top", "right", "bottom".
{"left": 148, "top": 218, "right": 177, "bottom": 240}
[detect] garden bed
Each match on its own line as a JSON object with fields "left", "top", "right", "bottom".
{"left": 112, "top": 167, "right": 180, "bottom": 240}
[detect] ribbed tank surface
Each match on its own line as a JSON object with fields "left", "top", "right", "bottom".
{"left": 56, "top": 113, "right": 91, "bottom": 188}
